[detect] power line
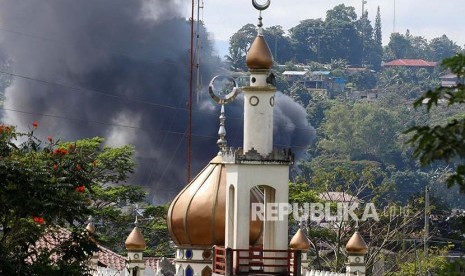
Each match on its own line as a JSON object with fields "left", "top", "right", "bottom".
{"left": 0, "top": 106, "right": 313, "bottom": 149}
{"left": 0, "top": 26, "right": 186, "bottom": 67}
{"left": 0, "top": 69, "right": 316, "bottom": 133}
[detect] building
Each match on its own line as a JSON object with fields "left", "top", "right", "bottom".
{"left": 382, "top": 59, "right": 437, "bottom": 69}
{"left": 164, "top": 2, "right": 368, "bottom": 276}
{"left": 440, "top": 73, "right": 460, "bottom": 87}
{"left": 282, "top": 70, "right": 345, "bottom": 97}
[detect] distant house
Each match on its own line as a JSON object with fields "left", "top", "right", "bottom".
{"left": 440, "top": 73, "right": 459, "bottom": 87}
{"left": 382, "top": 59, "right": 438, "bottom": 69}
{"left": 282, "top": 70, "right": 307, "bottom": 82}
{"left": 350, "top": 89, "right": 379, "bottom": 101}
{"left": 319, "top": 192, "right": 361, "bottom": 204}
{"left": 282, "top": 70, "right": 345, "bottom": 97}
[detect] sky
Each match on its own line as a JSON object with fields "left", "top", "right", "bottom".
{"left": 187, "top": 0, "right": 465, "bottom": 57}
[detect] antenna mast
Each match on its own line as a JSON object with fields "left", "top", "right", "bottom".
{"left": 187, "top": 0, "right": 195, "bottom": 183}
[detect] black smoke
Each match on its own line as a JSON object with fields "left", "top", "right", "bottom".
{"left": 0, "top": 0, "right": 314, "bottom": 204}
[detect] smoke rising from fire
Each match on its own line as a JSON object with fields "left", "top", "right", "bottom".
{"left": 0, "top": 0, "right": 314, "bottom": 203}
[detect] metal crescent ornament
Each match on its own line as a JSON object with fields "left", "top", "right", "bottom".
{"left": 208, "top": 75, "right": 240, "bottom": 105}
{"left": 252, "top": 0, "right": 270, "bottom": 11}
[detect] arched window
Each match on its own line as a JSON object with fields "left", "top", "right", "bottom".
{"left": 185, "top": 265, "right": 194, "bottom": 276}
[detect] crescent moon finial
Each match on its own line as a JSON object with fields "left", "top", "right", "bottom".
{"left": 252, "top": 0, "right": 270, "bottom": 11}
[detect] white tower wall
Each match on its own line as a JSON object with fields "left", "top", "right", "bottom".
{"left": 243, "top": 70, "right": 276, "bottom": 156}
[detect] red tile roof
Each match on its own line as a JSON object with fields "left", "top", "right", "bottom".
{"left": 31, "top": 227, "right": 160, "bottom": 272}
{"left": 383, "top": 59, "right": 437, "bottom": 67}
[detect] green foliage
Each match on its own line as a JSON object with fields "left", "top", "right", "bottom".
{"left": 319, "top": 102, "right": 400, "bottom": 161}
{"left": 392, "top": 250, "right": 451, "bottom": 276}
{"left": 407, "top": 54, "right": 465, "bottom": 191}
{"left": 0, "top": 125, "right": 137, "bottom": 275}
{"left": 226, "top": 23, "right": 256, "bottom": 71}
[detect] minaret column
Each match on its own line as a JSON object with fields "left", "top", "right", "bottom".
{"left": 243, "top": 70, "right": 275, "bottom": 156}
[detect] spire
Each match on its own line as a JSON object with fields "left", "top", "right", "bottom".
{"left": 125, "top": 215, "right": 146, "bottom": 251}
{"left": 346, "top": 230, "right": 368, "bottom": 254}
{"left": 246, "top": 1, "right": 273, "bottom": 70}
{"left": 85, "top": 216, "right": 96, "bottom": 235}
{"left": 217, "top": 105, "right": 227, "bottom": 155}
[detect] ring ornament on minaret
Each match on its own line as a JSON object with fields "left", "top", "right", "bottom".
{"left": 252, "top": 0, "right": 270, "bottom": 11}
{"left": 208, "top": 75, "right": 240, "bottom": 105}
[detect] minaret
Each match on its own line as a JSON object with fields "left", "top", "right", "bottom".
{"left": 125, "top": 217, "right": 147, "bottom": 276}
{"left": 243, "top": 13, "right": 275, "bottom": 156}
{"left": 224, "top": 1, "right": 292, "bottom": 274}
{"left": 289, "top": 228, "right": 311, "bottom": 276}
{"left": 345, "top": 230, "right": 368, "bottom": 275}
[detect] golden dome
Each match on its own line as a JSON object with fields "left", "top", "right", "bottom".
{"left": 125, "top": 227, "right": 146, "bottom": 251}
{"left": 246, "top": 35, "right": 273, "bottom": 70}
{"left": 85, "top": 222, "right": 96, "bottom": 234}
{"left": 289, "top": 229, "right": 311, "bottom": 250}
{"left": 346, "top": 231, "right": 368, "bottom": 254}
{"left": 167, "top": 157, "right": 263, "bottom": 247}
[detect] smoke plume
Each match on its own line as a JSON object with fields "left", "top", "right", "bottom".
{"left": 0, "top": 0, "right": 314, "bottom": 204}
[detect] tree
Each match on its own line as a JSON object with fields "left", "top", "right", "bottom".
{"left": 226, "top": 23, "right": 256, "bottom": 71}
{"left": 371, "top": 6, "right": 383, "bottom": 71}
{"left": 429, "top": 35, "right": 462, "bottom": 62}
{"left": 322, "top": 5, "right": 362, "bottom": 65}
{"left": 289, "top": 19, "right": 325, "bottom": 63}
{"left": 407, "top": 53, "right": 465, "bottom": 191}
{"left": 318, "top": 102, "right": 401, "bottom": 162}
{"left": 0, "top": 124, "right": 136, "bottom": 275}
{"left": 385, "top": 32, "right": 413, "bottom": 60}
{"left": 263, "top": 25, "right": 293, "bottom": 64}
{"left": 291, "top": 158, "right": 425, "bottom": 274}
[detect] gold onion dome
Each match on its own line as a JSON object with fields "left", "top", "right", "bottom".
{"left": 167, "top": 156, "right": 264, "bottom": 247}
{"left": 85, "top": 222, "right": 96, "bottom": 235}
{"left": 246, "top": 33, "right": 273, "bottom": 70}
{"left": 125, "top": 226, "right": 147, "bottom": 251}
{"left": 346, "top": 231, "right": 368, "bottom": 254}
{"left": 289, "top": 229, "right": 311, "bottom": 250}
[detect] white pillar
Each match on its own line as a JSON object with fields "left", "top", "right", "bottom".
{"left": 243, "top": 69, "right": 276, "bottom": 156}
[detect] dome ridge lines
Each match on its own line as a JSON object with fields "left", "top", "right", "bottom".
{"left": 167, "top": 162, "right": 214, "bottom": 245}
{"left": 184, "top": 164, "right": 217, "bottom": 245}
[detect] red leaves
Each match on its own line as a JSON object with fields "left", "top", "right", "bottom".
{"left": 52, "top": 164, "right": 58, "bottom": 171}
{"left": 53, "top": 148, "right": 68, "bottom": 156}
{"left": 0, "top": 125, "right": 12, "bottom": 134}
{"left": 32, "top": 121, "right": 38, "bottom": 129}
{"left": 75, "top": 185, "right": 85, "bottom": 193}
{"left": 47, "top": 136, "right": 53, "bottom": 142}
{"left": 33, "top": 216, "right": 45, "bottom": 224}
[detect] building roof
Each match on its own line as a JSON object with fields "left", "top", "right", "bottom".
{"left": 383, "top": 59, "right": 437, "bottom": 67}
{"left": 319, "top": 192, "right": 360, "bottom": 203}
{"left": 440, "top": 73, "right": 457, "bottom": 79}
{"left": 311, "top": 70, "right": 331, "bottom": 75}
{"left": 33, "top": 226, "right": 159, "bottom": 272}
{"left": 282, "top": 71, "right": 307, "bottom": 76}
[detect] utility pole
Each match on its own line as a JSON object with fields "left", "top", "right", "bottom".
{"left": 424, "top": 185, "right": 430, "bottom": 259}
{"left": 393, "top": 0, "right": 396, "bottom": 33}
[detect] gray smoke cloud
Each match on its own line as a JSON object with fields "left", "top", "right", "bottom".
{"left": 0, "top": 0, "right": 314, "bottom": 204}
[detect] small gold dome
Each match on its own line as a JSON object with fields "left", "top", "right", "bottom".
{"left": 289, "top": 229, "right": 311, "bottom": 250}
{"left": 125, "top": 227, "right": 146, "bottom": 251}
{"left": 246, "top": 35, "right": 273, "bottom": 70}
{"left": 346, "top": 231, "right": 368, "bottom": 254}
{"left": 167, "top": 157, "right": 263, "bottom": 247}
{"left": 85, "top": 222, "right": 96, "bottom": 234}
